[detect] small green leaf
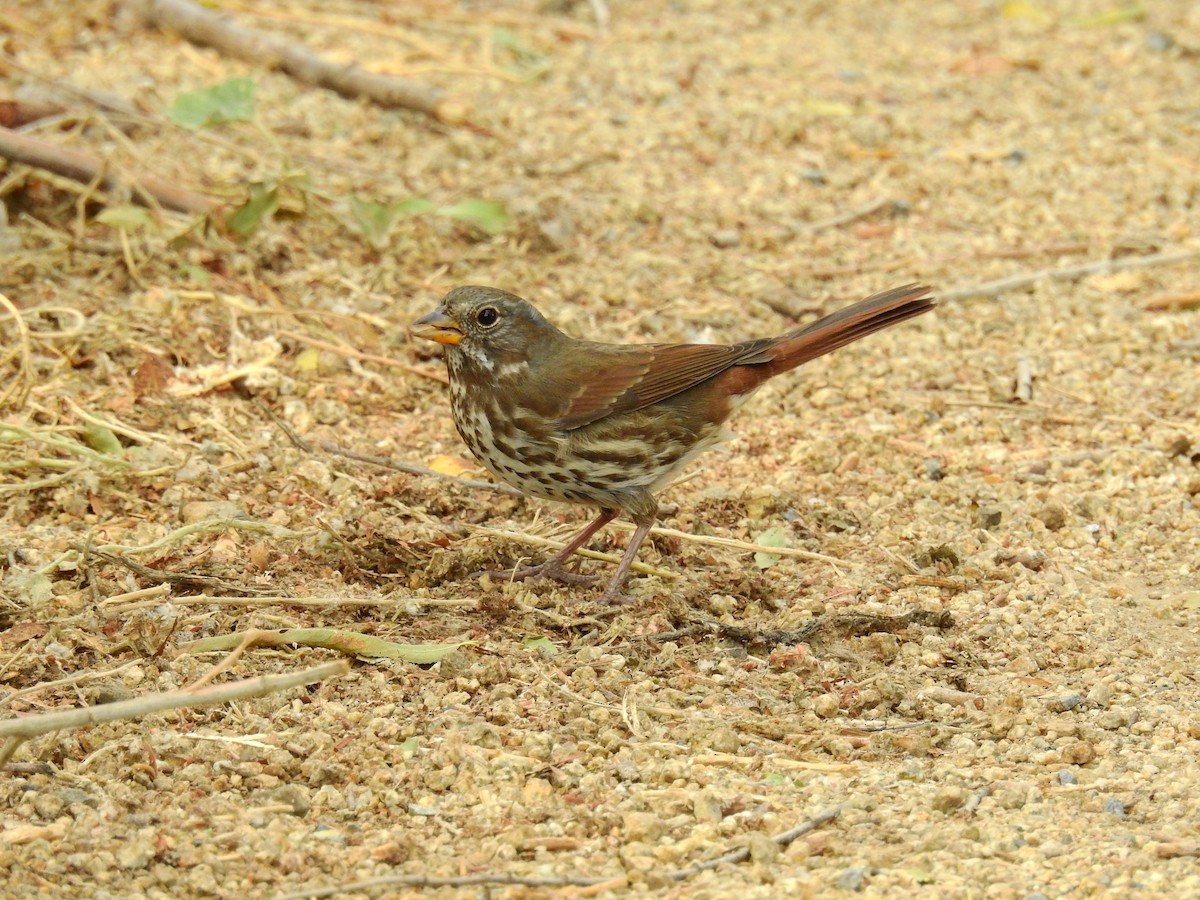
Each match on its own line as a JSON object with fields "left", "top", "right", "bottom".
{"left": 348, "top": 197, "right": 393, "bottom": 248}
{"left": 399, "top": 736, "right": 419, "bottom": 753}
{"left": 177, "top": 264, "right": 212, "bottom": 285}
{"left": 492, "top": 27, "right": 552, "bottom": 77}
{"left": 902, "top": 868, "right": 936, "bottom": 885}
{"left": 801, "top": 98, "right": 855, "bottom": 117}
{"left": 522, "top": 635, "right": 559, "bottom": 657}
{"left": 1001, "top": 1, "right": 1053, "bottom": 23}
{"left": 169, "top": 77, "right": 257, "bottom": 129}
{"left": 760, "top": 772, "right": 788, "bottom": 786}
{"left": 438, "top": 199, "right": 509, "bottom": 236}
{"left": 226, "top": 183, "right": 280, "bottom": 236}
{"left": 1073, "top": 3, "right": 1144, "bottom": 27}
{"left": 753, "top": 527, "right": 791, "bottom": 569}
{"left": 84, "top": 423, "right": 123, "bottom": 456}
{"left": 96, "top": 205, "right": 156, "bottom": 232}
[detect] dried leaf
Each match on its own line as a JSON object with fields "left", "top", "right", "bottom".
{"left": 428, "top": 454, "right": 476, "bottom": 477}
{"left": 133, "top": 353, "right": 174, "bottom": 397}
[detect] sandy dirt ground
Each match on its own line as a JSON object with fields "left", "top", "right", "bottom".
{"left": 2, "top": 0, "right": 1199, "bottom": 897}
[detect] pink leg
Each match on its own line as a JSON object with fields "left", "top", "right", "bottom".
{"left": 596, "top": 517, "right": 654, "bottom": 604}
{"left": 475, "top": 509, "right": 618, "bottom": 586}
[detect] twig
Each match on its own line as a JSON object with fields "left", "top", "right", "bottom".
{"left": 666, "top": 804, "right": 843, "bottom": 880}
{"left": 0, "top": 124, "right": 217, "bottom": 215}
{"left": 317, "top": 441, "right": 526, "bottom": 498}
{"left": 1142, "top": 290, "right": 1200, "bottom": 311}
{"left": 0, "top": 660, "right": 143, "bottom": 711}
{"left": 0, "top": 660, "right": 350, "bottom": 766}
{"left": 62, "top": 397, "right": 179, "bottom": 446}
{"left": 939, "top": 247, "right": 1200, "bottom": 302}
{"left": 102, "top": 593, "right": 478, "bottom": 612}
{"left": 0, "top": 293, "right": 32, "bottom": 411}
{"left": 794, "top": 196, "right": 893, "bottom": 233}
{"left": 132, "top": 0, "right": 468, "bottom": 123}
{"left": 0, "top": 99, "right": 66, "bottom": 128}
{"left": 276, "top": 329, "right": 447, "bottom": 384}
{"left": 630, "top": 523, "right": 860, "bottom": 570}
{"left": 86, "top": 547, "right": 282, "bottom": 596}
{"left": 1013, "top": 353, "right": 1034, "bottom": 403}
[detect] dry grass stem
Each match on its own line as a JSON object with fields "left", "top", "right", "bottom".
{"left": 0, "top": 660, "right": 351, "bottom": 765}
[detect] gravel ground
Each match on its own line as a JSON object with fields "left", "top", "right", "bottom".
{"left": 2, "top": 1, "right": 1199, "bottom": 897}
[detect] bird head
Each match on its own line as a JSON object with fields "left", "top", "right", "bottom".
{"left": 412, "top": 286, "right": 564, "bottom": 366}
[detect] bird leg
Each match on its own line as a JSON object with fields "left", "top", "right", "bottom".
{"left": 475, "top": 509, "right": 618, "bottom": 586}
{"left": 596, "top": 517, "right": 655, "bottom": 604}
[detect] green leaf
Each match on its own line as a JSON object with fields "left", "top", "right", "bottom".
{"left": 185, "top": 629, "right": 473, "bottom": 663}
{"left": 1001, "top": 1, "right": 1054, "bottom": 23}
{"left": 1073, "top": 3, "right": 1144, "bottom": 27}
{"left": 177, "top": 264, "right": 213, "bottom": 286}
{"left": 399, "top": 737, "right": 419, "bottom": 754}
{"left": 96, "top": 205, "right": 156, "bottom": 232}
{"left": 492, "top": 27, "right": 552, "bottom": 77}
{"left": 753, "top": 527, "right": 791, "bottom": 569}
{"left": 169, "top": 77, "right": 257, "bottom": 129}
{"left": 438, "top": 199, "right": 509, "bottom": 236}
{"left": 226, "top": 183, "right": 280, "bottom": 236}
{"left": 348, "top": 195, "right": 433, "bottom": 249}
{"left": 522, "top": 635, "right": 559, "bottom": 657}
{"left": 84, "top": 423, "right": 123, "bottom": 456}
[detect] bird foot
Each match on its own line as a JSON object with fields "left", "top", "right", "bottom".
{"left": 472, "top": 561, "right": 600, "bottom": 586}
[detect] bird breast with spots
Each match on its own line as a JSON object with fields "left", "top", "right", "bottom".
{"left": 446, "top": 347, "right": 726, "bottom": 510}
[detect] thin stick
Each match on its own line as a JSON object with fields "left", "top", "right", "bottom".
{"left": 62, "top": 397, "right": 179, "bottom": 446}
{"left": 631, "top": 523, "right": 859, "bottom": 569}
{"left": 0, "top": 293, "right": 32, "bottom": 411}
{"left": 0, "top": 660, "right": 350, "bottom": 765}
{"left": 276, "top": 329, "right": 447, "bottom": 384}
{"left": 666, "top": 804, "right": 843, "bottom": 880}
{"left": 102, "top": 593, "right": 477, "bottom": 611}
{"left": 794, "top": 196, "right": 892, "bottom": 233}
{"left": 318, "top": 441, "right": 526, "bottom": 497}
{"left": 133, "top": 0, "right": 467, "bottom": 123}
{"left": 0, "top": 660, "right": 143, "bottom": 711}
{"left": 0, "top": 125, "right": 217, "bottom": 215}
{"left": 939, "top": 247, "right": 1200, "bottom": 302}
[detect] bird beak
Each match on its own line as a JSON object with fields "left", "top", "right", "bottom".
{"left": 411, "top": 307, "right": 463, "bottom": 345}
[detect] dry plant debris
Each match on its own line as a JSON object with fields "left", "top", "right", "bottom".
{"left": 2, "top": 0, "right": 1200, "bottom": 896}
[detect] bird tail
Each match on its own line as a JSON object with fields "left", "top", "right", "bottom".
{"left": 753, "top": 283, "right": 935, "bottom": 378}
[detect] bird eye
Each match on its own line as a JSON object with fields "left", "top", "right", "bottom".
{"left": 476, "top": 307, "right": 499, "bottom": 327}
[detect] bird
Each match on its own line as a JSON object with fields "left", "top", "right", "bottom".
{"left": 412, "top": 283, "right": 935, "bottom": 603}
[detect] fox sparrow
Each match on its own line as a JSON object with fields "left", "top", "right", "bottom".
{"left": 413, "top": 283, "right": 935, "bottom": 602}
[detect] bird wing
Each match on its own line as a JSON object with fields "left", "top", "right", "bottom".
{"left": 552, "top": 341, "right": 771, "bottom": 430}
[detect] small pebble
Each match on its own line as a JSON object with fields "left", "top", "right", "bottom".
{"left": 1103, "top": 798, "right": 1127, "bottom": 818}
{"left": 932, "top": 786, "right": 969, "bottom": 813}
{"left": 708, "top": 228, "right": 740, "bottom": 248}
{"left": 1058, "top": 770, "right": 1078, "bottom": 786}
{"left": 837, "top": 866, "right": 870, "bottom": 891}
{"left": 1047, "top": 693, "right": 1084, "bottom": 712}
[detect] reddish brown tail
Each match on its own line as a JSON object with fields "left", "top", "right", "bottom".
{"left": 756, "top": 283, "right": 935, "bottom": 379}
